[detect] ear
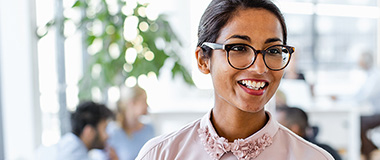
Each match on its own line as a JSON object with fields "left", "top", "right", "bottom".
{"left": 79, "top": 124, "right": 97, "bottom": 149}
{"left": 195, "top": 47, "right": 210, "bottom": 74}
{"left": 82, "top": 125, "right": 96, "bottom": 139}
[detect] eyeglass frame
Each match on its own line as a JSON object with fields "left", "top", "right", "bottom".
{"left": 201, "top": 42, "right": 295, "bottom": 71}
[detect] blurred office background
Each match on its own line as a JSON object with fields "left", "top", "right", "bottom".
{"left": 0, "top": 0, "right": 379, "bottom": 159}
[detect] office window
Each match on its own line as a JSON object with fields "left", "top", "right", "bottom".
{"left": 36, "top": 0, "right": 82, "bottom": 146}
{"left": 34, "top": 0, "right": 379, "bottom": 148}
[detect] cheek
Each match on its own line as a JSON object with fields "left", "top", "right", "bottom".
{"left": 136, "top": 105, "right": 146, "bottom": 115}
{"left": 100, "top": 129, "right": 108, "bottom": 141}
{"left": 274, "top": 71, "right": 284, "bottom": 82}
{"left": 210, "top": 54, "right": 231, "bottom": 80}
{"left": 210, "top": 62, "right": 233, "bottom": 91}
{"left": 99, "top": 122, "right": 108, "bottom": 140}
{"left": 269, "top": 71, "right": 284, "bottom": 91}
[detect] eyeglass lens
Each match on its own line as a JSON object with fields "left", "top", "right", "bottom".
{"left": 227, "top": 44, "right": 291, "bottom": 70}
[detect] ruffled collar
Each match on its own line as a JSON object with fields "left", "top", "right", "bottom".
{"left": 198, "top": 110, "right": 279, "bottom": 160}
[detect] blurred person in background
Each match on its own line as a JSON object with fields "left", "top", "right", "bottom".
{"left": 136, "top": 0, "right": 333, "bottom": 159}
{"left": 275, "top": 89, "right": 289, "bottom": 109}
{"left": 282, "top": 50, "right": 305, "bottom": 80}
{"left": 106, "top": 85, "right": 155, "bottom": 160}
{"left": 356, "top": 52, "right": 380, "bottom": 160}
{"left": 332, "top": 51, "right": 380, "bottom": 159}
{"left": 36, "top": 101, "right": 118, "bottom": 160}
{"left": 277, "top": 107, "right": 342, "bottom": 160}
{"left": 354, "top": 52, "right": 380, "bottom": 112}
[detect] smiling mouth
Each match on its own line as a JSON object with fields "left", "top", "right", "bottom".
{"left": 238, "top": 80, "right": 268, "bottom": 90}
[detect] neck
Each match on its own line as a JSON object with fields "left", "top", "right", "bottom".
{"left": 211, "top": 105, "right": 268, "bottom": 142}
{"left": 124, "top": 116, "right": 142, "bottom": 135}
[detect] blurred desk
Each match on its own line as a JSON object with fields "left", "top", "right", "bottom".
{"left": 306, "top": 102, "right": 361, "bottom": 160}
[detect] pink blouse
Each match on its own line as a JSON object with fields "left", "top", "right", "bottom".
{"left": 136, "top": 110, "right": 334, "bottom": 160}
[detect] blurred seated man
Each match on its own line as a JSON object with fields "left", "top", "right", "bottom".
{"left": 37, "top": 101, "right": 118, "bottom": 160}
{"left": 331, "top": 52, "right": 380, "bottom": 159}
{"left": 277, "top": 107, "right": 342, "bottom": 160}
{"left": 355, "top": 52, "right": 380, "bottom": 160}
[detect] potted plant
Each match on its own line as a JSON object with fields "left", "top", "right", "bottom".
{"left": 69, "top": 0, "right": 193, "bottom": 101}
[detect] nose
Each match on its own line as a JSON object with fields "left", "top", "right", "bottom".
{"left": 247, "top": 53, "right": 268, "bottom": 74}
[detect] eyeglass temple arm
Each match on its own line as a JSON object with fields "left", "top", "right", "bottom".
{"left": 202, "top": 42, "right": 224, "bottom": 50}
{"left": 289, "top": 46, "right": 295, "bottom": 54}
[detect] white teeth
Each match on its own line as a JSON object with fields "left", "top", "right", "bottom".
{"left": 255, "top": 82, "right": 261, "bottom": 88}
{"left": 252, "top": 81, "right": 256, "bottom": 87}
{"left": 240, "top": 80, "right": 266, "bottom": 90}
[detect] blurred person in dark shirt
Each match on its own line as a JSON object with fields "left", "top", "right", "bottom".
{"left": 277, "top": 107, "right": 342, "bottom": 160}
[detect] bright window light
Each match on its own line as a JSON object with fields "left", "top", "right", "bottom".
{"left": 316, "top": 4, "right": 379, "bottom": 18}
{"left": 276, "top": 2, "right": 314, "bottom": 15}
{"left": 277, "top": 2, "right": 380, "bottom": 18}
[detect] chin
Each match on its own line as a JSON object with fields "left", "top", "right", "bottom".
{"left": 91, "top": 142, "right": 106, "bottom": 150}
{"left": 92, "top": 145, "right": 105, "bottom": 150}
{"left": 239, "top": 105, "right": 265, "bottom": 113}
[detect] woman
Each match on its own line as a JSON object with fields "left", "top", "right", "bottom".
{"left": 137, "top": 0, "right": 333, "bottom": 159}
{"left": 107, "top": 86, "right": 155, "bottom": 160}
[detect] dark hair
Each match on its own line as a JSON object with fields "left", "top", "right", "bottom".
{"left": 71, "top": 101, "right": 113, "bottom": 137}
{"left": 278, "top": 107, "right": 309, "bottom": 134}
{"left": 197, "top": 0, "right": 287, "bottom": 58}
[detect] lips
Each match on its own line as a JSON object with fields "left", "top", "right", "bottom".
{"left": 237, "top": 79, "right": 269, "bottom": 95}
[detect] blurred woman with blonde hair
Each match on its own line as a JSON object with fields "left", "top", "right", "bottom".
{"left": 107, "top": 85, "right": 155, "bottom": 160}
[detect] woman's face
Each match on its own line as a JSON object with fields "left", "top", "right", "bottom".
{"left": 133, "top": 93, "right": 148, "bottom": 116}
{"left": 202, "top": 8, "right": 285, "bottom": 113}
{"left": 124, "top": 93, "right": 148, "bottom": 118}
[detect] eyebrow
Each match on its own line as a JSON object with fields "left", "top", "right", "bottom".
{"left": 226, "top": 35, "right": 282, "bottom": 44}
{"left": 227, "top": 35, "right": 251, "bottom": 42}
{"left": 265, "top": 38, "right": 282, "bottom": 44}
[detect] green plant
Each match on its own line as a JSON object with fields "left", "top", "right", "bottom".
{"left": 41, "top": 0, "right": 193, "bottom": 101}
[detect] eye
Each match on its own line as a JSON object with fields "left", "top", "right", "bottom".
{"left": 266, "top": 46, "right": 283, "bottom": 55}
{"left": 230, "top": 45, "right": 248, "bottom": 52}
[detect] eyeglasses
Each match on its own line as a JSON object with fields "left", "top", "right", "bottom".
{"left": 201, "top": 42, "right": 295, "bottom": 71}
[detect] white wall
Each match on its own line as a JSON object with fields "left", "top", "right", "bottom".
{"left": 0, "top": 0, "right": 41, "bottom": 159}
{"left": 0, "top": 4, "right": 4, "bottom": 159}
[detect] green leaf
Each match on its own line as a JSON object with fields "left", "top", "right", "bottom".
{"left": 86, "top": 35, "right": 96, "bottom": 45}
{"left": 72, "top": 1, "right": 82, "bottom": 8}
{"left": 172, "top": 62, "right": 194, "bottom": 85}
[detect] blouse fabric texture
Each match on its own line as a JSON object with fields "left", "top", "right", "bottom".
{"left": 107, "top": 123, "right": 155, "bottom": 160}
{"left": 136, "top": 110, "right": 334, "bottom": 160}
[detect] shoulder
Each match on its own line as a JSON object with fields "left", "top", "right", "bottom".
{"left": 107, "top": 125, "right": 125, "bottom": 143}
{"left": 35, "top": 145, "right": 58, "bottom": 160}
{"left": 136, "top": 119, "right": 201, "bottom": 160}
{"left": 144, "top": 123, "right": 155, "bottom": 132}
{"left": 137, "top": 123, "right": 155, "bottom": 139}
{"left": 106, "top": 121, "right": 122, "bottom": 135}
{"left": 276, "top": 125, "right": 334, "bottom": 160}
{"left": 56, "top": 133, "right": 90, "bottom": 160}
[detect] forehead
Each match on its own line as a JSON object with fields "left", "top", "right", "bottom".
{"left": 217, "top": 8, "right": 283, "bottom": 43}
{"left": 97, "top": 119, "right": 108, "bottom": 129}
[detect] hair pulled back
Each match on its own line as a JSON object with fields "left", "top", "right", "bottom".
{"left": 197, "top": 0, "right": 287, "bottom": 58}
